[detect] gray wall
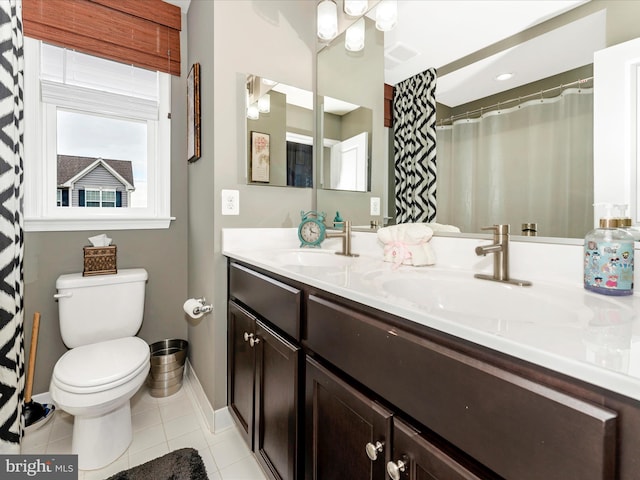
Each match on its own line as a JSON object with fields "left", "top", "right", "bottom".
{"left": 188, "top": 0, "right": 315, "bottom": 410}
{"left": 23, "top": 15, "right": 189, "bottom": 396}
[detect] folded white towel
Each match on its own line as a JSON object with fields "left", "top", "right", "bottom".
{"left": 425, "top": 222, "right": 461, "bottom": 233}
{"left": 377, "top": 223, "right": 436, "bottom": 266}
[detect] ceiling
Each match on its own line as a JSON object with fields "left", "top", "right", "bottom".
{"left": 382, "top": 0, "right": 602, "bottom": 107}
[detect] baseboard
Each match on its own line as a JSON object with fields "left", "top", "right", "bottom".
{"left": 213, "top": 406, "right": 233, "bottom": 432}
{"left": 184, "top": 361, "right": 233, "bottom": 434}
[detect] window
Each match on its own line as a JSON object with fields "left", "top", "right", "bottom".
{"left": 24, "top": 38, "right": 172, "bottom": 231}
{"left": 82, "top": 188, "right": 116, "bottom": 208}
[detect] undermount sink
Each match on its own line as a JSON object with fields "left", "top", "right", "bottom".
{"left": 376, "top": 270, "right": 634, "bottom": 329}
{"left": 269, "top": 249, "right": 354, "bottom": 268}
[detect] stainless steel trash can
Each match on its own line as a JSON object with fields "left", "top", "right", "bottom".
{"left": 146, "top": 339, "right": 188, "bottom": 397}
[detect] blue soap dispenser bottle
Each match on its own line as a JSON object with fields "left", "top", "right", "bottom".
{"left": 584, "top": 203, "right": 634, "bottom": 296}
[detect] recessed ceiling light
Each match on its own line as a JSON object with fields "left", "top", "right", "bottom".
{"left": 495, "top": 73, "right": 514, "bottom": 81}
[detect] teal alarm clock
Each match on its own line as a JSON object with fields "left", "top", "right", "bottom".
{"left": 298, "top": 211, "right": 327, "bottom": 247}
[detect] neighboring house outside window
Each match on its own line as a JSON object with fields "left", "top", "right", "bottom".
{"left": 57, "top": 155, "right": 134, "bottom": 208}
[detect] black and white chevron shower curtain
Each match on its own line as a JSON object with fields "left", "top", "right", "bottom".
{"left": 393, "top": 68, "right": 437, "bottom": 223}
{"left": 0, "top": 0, "right": 24, "bottom": 452}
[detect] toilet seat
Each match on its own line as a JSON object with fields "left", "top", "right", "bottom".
{"left": 53, "top": 337, "right": 150, "bottom": 394}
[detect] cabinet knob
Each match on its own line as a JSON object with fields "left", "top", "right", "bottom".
{"left": 249, "top": 337, "right": 260, "bottom": 347}
{"left": 365, "top": 441, "right": 384, "bottom": 461}
{"left": 386, "top": 459, "right": 407, "bottom": 480}
{"left": 243, "top": 332, "right": 252, "bottom": 342}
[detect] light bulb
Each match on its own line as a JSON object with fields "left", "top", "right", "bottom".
{"left": 317, "top": 0, "right": 338, "bottom": 41}
{"left": 375, "top": 0, "right": 397, "bottom": 32}
{"left": 345, "top": 17, "right": 365, "bottom": 52}
{"left": 247, "top": 103, "right": 259, "bottom": 120}
{"left": 258, "top": 94, "right": 270, "bottom": 113}
{"left": 344, "top": 0, "right": 367, "bottom": 16}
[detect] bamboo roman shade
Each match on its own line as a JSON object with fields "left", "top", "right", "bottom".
{"left": 23, "top": 0, "right": 181, "bottom": 76}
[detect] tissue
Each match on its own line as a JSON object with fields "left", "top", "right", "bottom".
{"left": 88, "top": 234, "right": 112, "bottom": 247}
{"left": 183, "top": 298, "right": 204, "bottom": 319}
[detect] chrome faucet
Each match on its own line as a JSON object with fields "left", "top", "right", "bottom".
{"left": 326, "top": 220, "right": 359, "bottom": 257}
{"left": 474, "top": 224, "right": 531, "bottom": 286}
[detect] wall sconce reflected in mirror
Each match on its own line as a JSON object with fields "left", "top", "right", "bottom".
{"left": 317, "top": 0, "right": 338, "bottom": 41}
{"left": 247, "top": 103, "right": 259, "bottom": 120}
{"left": 257, "top": 93, "right": 271, "bottom": 113}
{"left": 375, "top": 0, "right": 397, "bottom": 31}
{"left": 344, "top": 0, "right": 367, "bottom": 16}
{"left": 345, "top": 17, "right": 365, "bottom": 52}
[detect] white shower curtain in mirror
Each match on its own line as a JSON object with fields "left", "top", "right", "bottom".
{"left": 0, "top": 0, "right": 24, "bottom": 452}
{"left": 436, "top": 87, "right": 593, "bottom": 238}
{"left": 394, "top": 68, "right": 437, "bottom": 223}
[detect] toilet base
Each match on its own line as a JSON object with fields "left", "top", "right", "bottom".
{"left": 73, "top": 401, "right": 132, "bottom": 470}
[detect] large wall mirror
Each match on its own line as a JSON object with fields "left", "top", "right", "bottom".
{"left": 316, "top": 0, "right": 640, "bottom": 239}
{"left": 316, "top": 16, "right": 385, "bottom": 226}
{"left": 245, "top": 74, "right": 314, "bottom": 188}
{"left": 321, "top": 97, "right": 372, "bottom": 192}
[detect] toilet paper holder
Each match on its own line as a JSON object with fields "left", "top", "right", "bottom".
{"left": 190, "top": 297, "right": 213, "bottom": 316}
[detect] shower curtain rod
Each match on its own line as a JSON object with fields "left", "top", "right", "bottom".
{"left": 438, "top": 76, "right": 594, "bottom": 126}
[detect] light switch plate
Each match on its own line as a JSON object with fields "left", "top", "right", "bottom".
{"left": 221, "top": 189, "right": 240, "bottom": 215}
{"left": 370, "top": 197, "right": 381, "bottom": 216}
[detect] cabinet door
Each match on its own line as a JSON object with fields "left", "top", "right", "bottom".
{"left": 254, "top": 320, "right": 301, "bottom": 480}
{"left": 305, "top": 357, "right": 392, "bottom": 480}
{"left": 228, "top": 301, "right": 256, "bottom": 448}
{"left": 388, "top": 419, "right": 489, "bottom": 480}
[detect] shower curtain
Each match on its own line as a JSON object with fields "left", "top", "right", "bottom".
{"left": 393, "top": 68, "right": 437, "bottom": 223}
{"left": 436, "top": 87, "right": 593, "bottom": 238}
{"left": 0, "top": 0, "right": 25, "bottom": 452}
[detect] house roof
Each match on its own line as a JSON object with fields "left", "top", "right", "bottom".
{"left": 57, "top": 155, "right": 135, "bottom": 187}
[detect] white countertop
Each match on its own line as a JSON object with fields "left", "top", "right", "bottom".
{"left": 222, "top": 228, "right": 640, "bottom": 402}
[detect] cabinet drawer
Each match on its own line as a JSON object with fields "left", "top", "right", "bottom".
{"left": 306, "top": 295, "right": 617, "bottom": 480}
{"left": 229, "top": 263, "right": 301, "bottom": 340}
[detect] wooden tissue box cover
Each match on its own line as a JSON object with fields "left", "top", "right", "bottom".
{"left": 83, "top": 245, "right": 117, "bottom": 276}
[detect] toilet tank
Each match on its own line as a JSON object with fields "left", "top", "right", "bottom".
{"left": 56, "top": 268, "right": 148, "bottom": 348}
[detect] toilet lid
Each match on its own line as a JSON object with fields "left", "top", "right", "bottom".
{"left": 54, "top": 337, "right": 150, "bottom": 392}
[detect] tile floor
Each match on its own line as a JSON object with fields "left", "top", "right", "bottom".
{"left": 20, "top": 383, "right": 269, "bottom": 480}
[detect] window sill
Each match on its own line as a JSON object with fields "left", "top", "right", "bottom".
{"left": 24, "top": 216, "right": 175, "bottom": 232}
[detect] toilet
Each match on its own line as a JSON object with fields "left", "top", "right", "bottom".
{"left": 50, "top": 268, "right": 150, "bottom": 470}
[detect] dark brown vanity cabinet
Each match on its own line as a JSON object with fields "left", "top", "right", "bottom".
{"left": 304, "top": 357, "right": 487, "bottom": 480}
{"left": 228, "top": 261, "right": 640, "bottom": 480}
{"left": 305, "top": 293, "right": 619, "bottom": 480}
{"left": 305, "top": 357, "right": 392, "bottom": 480}
{"left": 228, "top": 263, "right": 302, "bottom": 480}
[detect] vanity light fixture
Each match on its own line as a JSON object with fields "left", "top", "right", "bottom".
{"left": 344, "top": 0, "right": 368, "bottom": 17}
{"left": 375, "top": 0, "right": 397, "bottom": 31}
{"left": 257, "top": 93, "right": 271, "bottom": 113}
{"left": 345, "top": 17, "right": 365, "bottom": 52}
{"left": 247, "top": 103, "right": 259, "bottom": 120}
{"left": 317, "top": 0, "right": 338, "bottom": 41}
{"left": 495, "top": 72, "right": 514, "bottom": 81}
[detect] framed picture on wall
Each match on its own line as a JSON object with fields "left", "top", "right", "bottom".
{"left": 251, "top": 131, "right": 270, "bottom": 182}
{"left": 187, "top": 63, "right": 201, "bottom": 162}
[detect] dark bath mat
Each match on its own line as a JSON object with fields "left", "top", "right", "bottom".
{"left": 105, "top": 447, "right": 208, "bottom": 480}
